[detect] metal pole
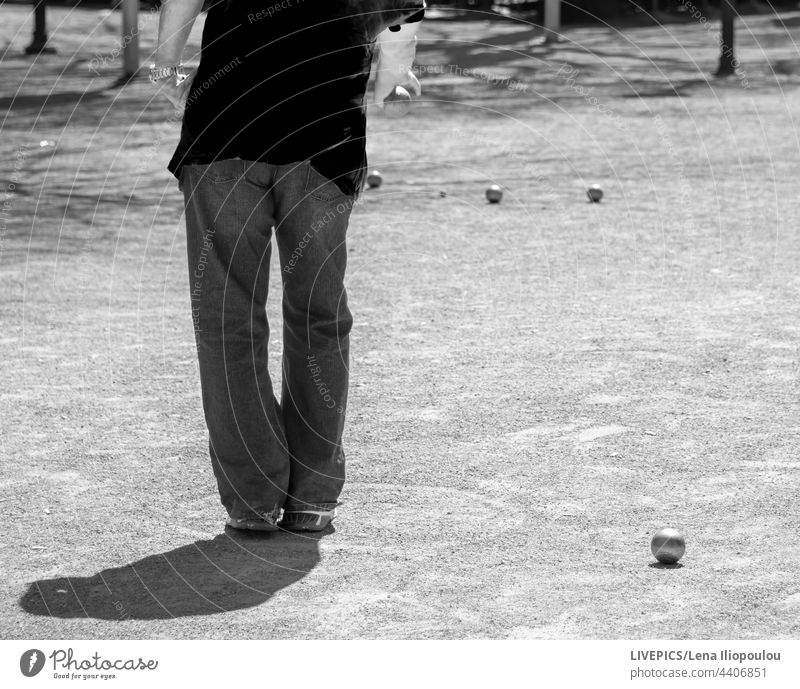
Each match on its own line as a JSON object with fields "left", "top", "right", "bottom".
{"left": 544, "top": 0, "right": 561, "bottom": 41}
{"left": 716, "top": 0, "right": 736, "bottom": 77}
{"left": 25, "top": 0, "right": 56, "bottom": 54}
{"left": 121, "top": 0, "right": 140, "bottom": 79}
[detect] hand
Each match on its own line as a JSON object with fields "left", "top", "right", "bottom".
{"left": 373, "top": 22, "right": 420, "bottom": 110}
{"left": 155, "top": 68, "right": 196, "bottom": 113}
{"left": 374, "top": 68, "right": 420, "bottom": 110}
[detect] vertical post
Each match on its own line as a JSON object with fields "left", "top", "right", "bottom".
{"left": 716, "top": 0, "right": 736, "bottom": 77}
{"left": 544, "top": 0, "right": 561, "bottom": 42}
{"left": 121, "top": 0, "right": 140, "bottom": 80}
{"left": 25, "top": 0, "right": 55, "bottom": 54}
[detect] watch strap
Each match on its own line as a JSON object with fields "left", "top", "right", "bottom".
{"left": 149, "top": 64, "right": 186, "bottom": 84}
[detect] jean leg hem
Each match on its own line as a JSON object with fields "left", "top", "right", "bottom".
{"left": 283, "top": 501, "right": 339, "bottom": 513}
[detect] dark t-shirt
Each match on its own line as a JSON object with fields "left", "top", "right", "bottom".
{"left": 168, "top": 0, "right": 424, "bottom": 196}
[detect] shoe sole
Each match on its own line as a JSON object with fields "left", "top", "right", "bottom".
{"left": 225, "top": 517, "right": 279, "bottom": 532}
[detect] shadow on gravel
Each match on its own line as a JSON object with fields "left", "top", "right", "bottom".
{"left": 19, "top": 528, "right": 327, "bottom": 619}
{"left": 0, "top": 90, "right": 109, "bottom": 112}
{"left": 647, "top": 562, "right": 684, "bottom": 570}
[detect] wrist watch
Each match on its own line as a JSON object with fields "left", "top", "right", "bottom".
{"left": 149, "top": 64, "right": 187, "bottom": 85}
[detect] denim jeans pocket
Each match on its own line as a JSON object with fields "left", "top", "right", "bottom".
{"left": 190, "top": 159, "right": 247, "bottom": 185}
{"left": 304, "top": 162, "right": 349, "bottom": 203}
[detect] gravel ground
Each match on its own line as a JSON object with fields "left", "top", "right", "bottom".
{"left": 1, "top": 4, "right": 799, "bottom": 639}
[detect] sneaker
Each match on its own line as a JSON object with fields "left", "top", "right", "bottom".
{"left": 225, "top": 511, "right": 280, "bottom": 532}
{"left": 280, "top": 507, "right": 337, "bottom": 532}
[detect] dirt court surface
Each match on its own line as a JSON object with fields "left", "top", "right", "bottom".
{"left": 1, "top": 5, "right": 799, "bottom": 639}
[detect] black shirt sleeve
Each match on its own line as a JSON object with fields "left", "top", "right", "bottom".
{"left": 387, "top": 1, "right": 425, "bottom": 31}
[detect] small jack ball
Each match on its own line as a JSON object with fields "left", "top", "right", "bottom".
{"left": 587, "top": 184, "right": 603, "bottom": 203}
{"left": 366, "top": 171, "right": 383, "bottom": 189}
{"left": 650, "top": 527, "right": 686, "bottom": 565}
{"left": 384, "top": 85, "right": 412, "bottom": 118}
{"left": 486, "top": 184, "right": 503, "bottom": 204}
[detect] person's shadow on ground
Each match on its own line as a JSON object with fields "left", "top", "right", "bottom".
{"left": 19, "top": 528, "right": 326, "bottom": 620}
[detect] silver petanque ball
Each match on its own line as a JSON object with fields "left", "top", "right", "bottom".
{"left": 650, "top": 527, "right": 686, "bottom": 564}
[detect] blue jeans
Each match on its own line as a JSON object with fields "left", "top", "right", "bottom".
{"left": 181, "top": 158, "right": 354, "bottom": 521}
